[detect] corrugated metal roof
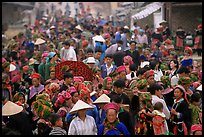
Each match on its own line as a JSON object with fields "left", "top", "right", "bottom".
{"left": 3, "top": 2, "right": 34, "bottom": 8}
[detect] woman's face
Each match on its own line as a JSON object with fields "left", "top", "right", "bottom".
{"left": 106, "top": 80, "right": 112, "bottom": 90}
{"left": 50, "top": 72, "right": 56, "bottom": 79}
{"left": 174, "top": 88, "right": 183, "bottom": 99}
{"left": 18, "top": 96, "right": 25, "bottom": 104}
{"left": 32, "top": 78, "right": 40, "bottom": 86}
{"left": 72, "top": 92, "right": 79, "bottom": 104}
{"left": 170, "top": 61, "right": 176, "bottom": 69}
{"left": 106, "top": 109, "right": 117, "bottom": 123}
{"left": 65, "top": 98, "right": 72, "bottom": 106}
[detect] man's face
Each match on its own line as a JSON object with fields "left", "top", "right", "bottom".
{"left": 95, "top": 52, "right": 101, "bottom": 60}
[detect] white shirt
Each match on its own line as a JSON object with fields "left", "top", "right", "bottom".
{"left": 171, "top": 74, "right": 179, "bottom": 87}
{"left": 137, "top": 34, "right": 148, "bottom": 45}
{"left": 152, "top": 95, "right": 170, "bottom": 120}
{"left": 106, "top": 64, "right": 113, "bottom": 76}
{"left": 66, "top": 47, "right": 77, "bottom": 61}
{"left": 154, "top": 69, "right": 163, "bottom": 82}
{"left": 68, "top": 115, "right": 97, "bottom": 135}
{"left": 126, "top": 71, "right": 137, "bottom": 80}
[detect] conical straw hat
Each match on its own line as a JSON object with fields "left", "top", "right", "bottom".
{"left": 90, "top": 91, "right": 97, "bottom": 97}
{"left": 2, "top": 101, "right": 23, "bottom": 116}
{"left": 9, "top": 63, "right": 16, "bottom": 72}
{"left": 196, "top": 84, "right": 202, "bottom": 91}
{"left": 93, "top": 94, "right": 110, "bottom": 104}
{"left": 29, "top": 58, "right": 37, "bottom": 65}
{"left": 75, "top": 25, "right": 83, "bottom": 31}
{"left": 34, "top": 38, "right": 46, "bottom": 45}
{"left": 69, "top": 100, "right": 94, "bottom": 114}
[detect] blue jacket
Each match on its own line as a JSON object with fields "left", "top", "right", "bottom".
{"left": 100, "top": 64, "right": 117, "bottom": 79}
{"left": 98, "top": 122, "right": 130, "bottom": 135}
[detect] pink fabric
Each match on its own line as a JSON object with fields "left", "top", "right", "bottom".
{"left": 191, "top": 124, "right": 202, "bottom": 132}
{"left": 116, "top": 66, "right": 126, "bottom": 73}
{"left": 104, "top": 103, "right": 120, "bottom": 112}
{"left": 11, "top": 75, "right": 21, "bottom": 83}
{"left": 123, "top": 55, "right": 134, "bottom": 65}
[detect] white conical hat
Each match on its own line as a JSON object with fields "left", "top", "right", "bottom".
{"left": 9, "top": 63, "right": 16, "bottom": 72}
{"left": 75, "top": 25, "right": 83, "bottom": 31}
{"left": 50, "top": 25, "right": 56, "bottom": 29}
{"left": 69, "top": 100, "right": 94, "bottom": 114}
{"left": 159, "top": 20, "right": 167, "bottom": 25}
{"left": 93, "top": 94, "right": 110, "bottom": 104}
{"left": 196, "top": 84, "right": 202, "bottom": 91}
{"left": 90, "top": 91, "right": 97, "bottom": 97}
{"left": 29, "top": 58, "right": 37, "bottom": 65}
{"left": 92, "top": 35, "right": 105, "bottom": 42}
{"left": 34, "top": 38, "right": 46, "bottom": 45}
{"left": 2, "top": 101, "right": 23, "bottom": 116}
{"left": 124, "top": 25, "right": 129, "bottom": 29}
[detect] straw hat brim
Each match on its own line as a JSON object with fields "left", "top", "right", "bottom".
{"left": 69, "top": 100, "right": 94, "bottom": 114}
{"left": 29, "top": 58, "right": 37, "bottom": 65}
{"left": 196, "top": 84, "right": 202, "bottom": 91}
{"left": 2, "top": 101, "right": 23, "bottom": 116}
{"left": 93, "top": 35, "right": 105, "bottom": 42}
{"left": 34, "top": 38, "right": 46, "bottom": 45}
{"left": 93, "top": 94, "right": 110, "bottom": 104}
{"left": 90, "top": 91, "right": 97, "bottom": 97}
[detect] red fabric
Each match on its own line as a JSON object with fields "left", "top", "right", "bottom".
{"left": 11, "top": 75, "right": 21, "bottom": 83}
{"left": 31, "top": 73, "right": 41, "bottom": 79}
{"left": 176, "top": 36, "right": 184, "bottom": 47}
{"left": 173, "top": 122, "right": 188, "bottom": 135}
{"left": 184, "top": 46, "right": 193, "bottom": 55}
{"left": 152, "top": 116, "right": 167, "bottom": 135}
{"left": 23, "top": 66, "right": 29, "bottom": 72}
{"left": 82, "top": 40, "right": 88, "bottom": 47}
{"left": 191, "top": 124, "right": 202, "bottom": 133}
{"left": 116, "top": 66, "right": 126, "bottom": 73}
{"left": 164, "top": 39, "right": 172, "bottom": 45}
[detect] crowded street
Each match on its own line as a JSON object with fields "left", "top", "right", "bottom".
{"left": 2, "top": 2, "right": 202, "bottom": 135}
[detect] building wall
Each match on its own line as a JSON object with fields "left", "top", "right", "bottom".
{"left": 171, "top": 5, "right": 202, "bottom": 34}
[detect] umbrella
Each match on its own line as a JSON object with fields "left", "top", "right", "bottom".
{"left": 81, "top": 31, "right": 93, "bottom": 39}
{"left": 55, "top": 61, "right": 93, "bottom": 81}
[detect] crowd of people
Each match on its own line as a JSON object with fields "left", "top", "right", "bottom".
{"left": 2, "top": 11, "right": 202, "bottom": 135}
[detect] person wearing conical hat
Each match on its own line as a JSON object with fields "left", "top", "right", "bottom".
{"left": 68, "top": 100, "right": 97, "bottom": 135}
{"left": 93, "top": 94, "right": 110, "bottom": 129}
{"left": 2, "top": 101, "right": 33, "bottom": 135}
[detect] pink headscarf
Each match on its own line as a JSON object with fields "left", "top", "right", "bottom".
{"left": 123, "top": 55, "right": 134, "bottom": 65}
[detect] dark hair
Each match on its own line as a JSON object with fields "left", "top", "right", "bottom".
{"left": 86, "top": 48, "right": 94, "bottom": 53}
{"left": 48, "top": 113, "right": 61, "bottom": 126}
{"left": 113, "top": 79, "right": 125, "bottom": 88}
{"left": 95, "top": 48, "right": 102, "bottom": 53}
{"left": 136, "top": 68, "right": 147, "bottom": 77}
{"left": 190, "top": 92, "right": 201, "bottom": 103}
{"left": 177, "top": 66, "right": 190, "bottom": 74}
{"left": 130, "top": 41, "right": 137, "bottom": 45}
{"left": 168, "top": 60, "right": 179, "bottom": 70}
{"left": 150, "top": 60, "right": 161, "bottom": 70}
{"left": 116, "top": 40, "right": 123, "bottom": 45}
{"left": 154, "top": 102, "right": 163, "bottom": 110}
{"left": 105, "top": 54, "right": 113, "bottom": 59}
{"left": 111, "top": 94, "right": 122, "bottom": 104}
{"left": 148, "top": 83, "right": 163, "bottom": 95}
{"left": 62, "top": 40, "right": 70, "bottom": 46}
{"left": 129, "top": 64, "right": 137, "bottom": 78}
{"left": 63, "top": 72, "right": 73, "bottom": 80}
